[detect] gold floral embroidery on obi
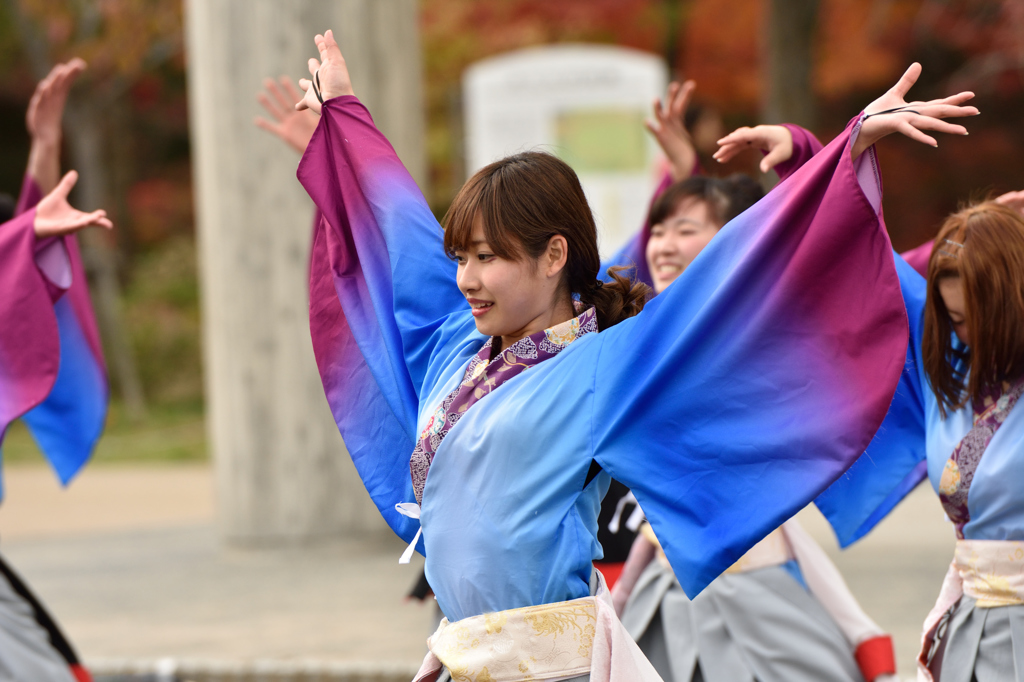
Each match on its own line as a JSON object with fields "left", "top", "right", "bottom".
{"left": 955, "top": 540, "right": 1024, "bottom": 608}
{"left": 427, "top": 597, "right": 597, "bottom": 682}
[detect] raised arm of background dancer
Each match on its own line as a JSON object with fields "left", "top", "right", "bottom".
{"left": 0, "top": 170, "right": 110, "bottom": 462}
{"left": 22, "top": 60, "right": 85, "bottom": 204}
{"left": 601, "top": 83, "right": 705, "bottom": 283}
{"left": 255, "top": 75, "right": 319, "bottom": 154}
{"left": 713, "top": 123, "right": 823, "bottom": 181}
{"left": 645, "top": 80, "right": 700, "bottom": 181}
{"left": 585, "top": 64, "right": 976, "bottom": 597}
{"left": 296, "top": 31, "right": 472, "bottom": 407}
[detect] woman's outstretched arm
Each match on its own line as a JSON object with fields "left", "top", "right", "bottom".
{"left": 587, "top": 65, "right": 975, "bottom": 598}
{"left": 295, "top": 31, "right": 476, "bottom": 543}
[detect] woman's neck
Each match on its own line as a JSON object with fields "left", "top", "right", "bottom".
{"left": 498, "top": 297, "right": 576, "bottom": 352}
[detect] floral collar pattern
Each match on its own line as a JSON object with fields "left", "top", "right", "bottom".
{"left": 938, "top": 376, "right": 1024, "bottom": 538}
{"left": 409, "top": 306, "right": 598, "bottom": 504}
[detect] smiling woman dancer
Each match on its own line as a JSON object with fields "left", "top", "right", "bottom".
{"left": 295, "top": 29, "right": 973, "bottom": 681}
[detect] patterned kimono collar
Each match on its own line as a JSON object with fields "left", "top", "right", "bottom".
{"left": 939, "top": 376, "right": 1024, "bottom": 538}
{"left": 410, "top": 306, "right": 598, "bottom": 504}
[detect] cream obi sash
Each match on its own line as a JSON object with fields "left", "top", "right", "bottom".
{"left": 918, "top": 539, "right": 1024, "bottom": 681}
{"left": 413, "top": 572, "right": 662, "bottom": 682}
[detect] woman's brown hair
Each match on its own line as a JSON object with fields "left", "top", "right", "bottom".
{"left": 647, "top": 174, "right": 764, "bottom": 230}
{"left": 442, "top": 151, "right": 649, "bottom": 330}
{"left": 923, "top": 201, "right": 1024, "bottom": 415}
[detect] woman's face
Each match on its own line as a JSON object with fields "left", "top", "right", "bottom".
{"left": 646, "top": 198, "right": 721, "bottom": 294}
{"left": 454, "top": 218, "right": 569, "bottom": 343}
{"left": 938, "top": 276, "right": 970, "bottom": 346}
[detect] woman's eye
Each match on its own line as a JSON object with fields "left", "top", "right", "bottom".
{"left": 477, "top": 253, "right": 493, "bottom": 262}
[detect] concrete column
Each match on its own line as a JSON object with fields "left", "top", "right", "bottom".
{"left": 185, "top": 0, "right": 425, "bottom": 542}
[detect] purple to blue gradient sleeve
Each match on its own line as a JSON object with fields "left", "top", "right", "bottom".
{"left": 298, "top": 97, "right": 476, "bottom": 542}
{"left": 0, "top": 176, "right": 107, "bottom": 497}
{"left": 588, "top": 119, "right": 910, "bottom": 597}
{"left": 815, "top": 252, "right": 929, "bottom": 546}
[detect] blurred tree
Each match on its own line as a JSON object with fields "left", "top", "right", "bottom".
{"left": 762, "top": 0, "right": 820, "bottom": 128}
{"left": 4, "top": 0, "right": 183, "bottom": 419}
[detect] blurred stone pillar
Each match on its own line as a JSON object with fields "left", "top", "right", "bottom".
{"left": 185, "top": 0, "right": 425, "bottom": 542}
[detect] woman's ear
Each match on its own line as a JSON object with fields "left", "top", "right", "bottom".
{"left": 545, "top": 234, "right": 569, "bottom": 278}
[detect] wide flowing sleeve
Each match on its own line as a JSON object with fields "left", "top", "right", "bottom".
{"left": 298, "top": 96, "right": 476, "bottom": 541}
{"left": 899, "top": 240, "right": 932, "bottom": 278}
{"left": 5, "top": 176, "right": 108, "bottom": 495}
{"left": 586, "top": 116, "right": 910, "bottom": 597}
{"left": 815, "top": 252, "right": 929, "bottom": 546}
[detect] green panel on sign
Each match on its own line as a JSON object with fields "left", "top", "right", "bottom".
{"left": 555, "top": 109, "right": 648, "bottom": 173}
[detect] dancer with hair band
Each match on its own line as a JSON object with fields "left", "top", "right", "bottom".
{"left": 0, "top": 59, "right": 111, "bottom": 682}
{"left": 815, "top": 192, "right": 1024, "bottom": 682}
{"left": 603, "top": 108, "right": 899, "bottom": 682}
{"left": 295, "top": 28, "right": 974, "bottom": 681}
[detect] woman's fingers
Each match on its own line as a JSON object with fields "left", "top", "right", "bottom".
{"left": 257, "top": 88, "right": 286, "bottom": 121}
{"left": 897, "top": 119, "right": 937, "bottom": 147}
{"left": 281, "top": 76, "right": 304, "bottom": 103}
{"left": 54, "top": 170, "right": 79, "bottom": 198}
{"left": 906, "top": 114, "right": 968, "bottom": 136}
{"left": 712, "top": 142, "right": 744, "bottom": 163}
{"left": 890, "top": 62, "right": 922, "bottom": 99}
{"left": 650, "top": 96, "right": 664, "bottom": 123}
{"left": 760, "top": 145, "right": 790, "bottom": 173}
{"left": 295, "top": 78, "right": 315, "bottom": 112}
{"left": 307, "top": 57, "right": 321, "bottom": 77}
{"left": 671, "top": 80, "right": 695, "bottom": 119}
{"left": 268, "top": 78, "right": 295, "bottom": 112}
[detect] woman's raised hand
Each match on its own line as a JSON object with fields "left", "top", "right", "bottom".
{"left": 255, "top": 76, "right": 319, "bottom": 153}
{"left": 33, "top": 171, "right": 113, "bottom": 238}
{"left": 851, "top": 63, "right": 978, "bottom": 160}
{"left": 26, "top": 58, "right": 86, "bottom": 194}
{"left": 296, "top": 29, "right": 355, "bottom": 115}
{"left": 713, "top": 125, "right": 794, "bottom": 173}
{"left": 645, "top": 80, "right": 698, "bottom": 181}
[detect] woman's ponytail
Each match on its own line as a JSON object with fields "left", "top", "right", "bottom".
{"left": 577, "top": 267, "right": 649, "bottom": 330}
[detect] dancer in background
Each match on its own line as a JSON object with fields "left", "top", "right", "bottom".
{"left": 296, "top": 29, "right": 972, "bottom": 680}
{"left": 816, "top": 193, "right": 1024, "bottom": 682}
{"left": 0, "top": 59, "right": 111, "bottom": 682}
{"left": 607, "top": 114, "right": 898, "bottom": 682}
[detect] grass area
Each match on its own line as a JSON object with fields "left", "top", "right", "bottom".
{"left": 2, "top": 400, "right": 207, "bottom": 466}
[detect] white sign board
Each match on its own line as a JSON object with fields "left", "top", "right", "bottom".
{"left": 464, "top": 45, "right": 668, "bottom": 257}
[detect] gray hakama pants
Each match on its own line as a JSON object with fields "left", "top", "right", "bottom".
{"left": 0, "top": 552, "right": 78, "bottom": 682}
{"left": 931, "top": 596, "right": 1024, "bottom": 682}
{"left": 619, "top": 559, "right": 863, "bottom": 682}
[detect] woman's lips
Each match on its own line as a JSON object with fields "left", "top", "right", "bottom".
{"left": 468, "top": 300, "right": 494, "bottom": 318}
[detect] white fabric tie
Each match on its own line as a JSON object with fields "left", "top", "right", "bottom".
{"left": 608, "top": 492, "right": 645, "bottom": 534}
{"left": 395, "top": 502, "right": 423, "bottom": 564}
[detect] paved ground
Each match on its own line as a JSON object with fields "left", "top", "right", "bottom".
{"left": 0, "top": 463, "right": 956, "bottom": 678}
